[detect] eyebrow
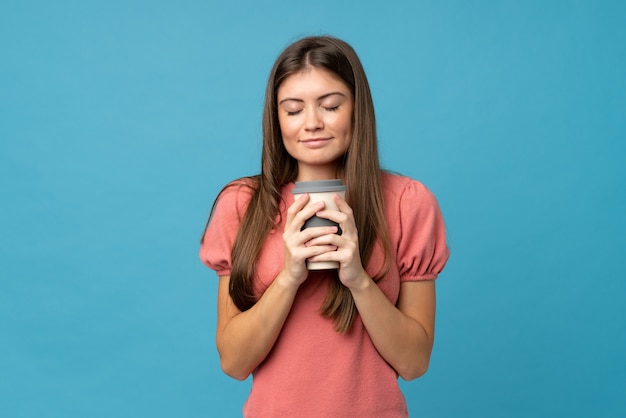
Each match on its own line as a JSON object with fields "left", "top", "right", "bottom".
{"left": 278, "top": 91, "right": 346, "bottom": 105}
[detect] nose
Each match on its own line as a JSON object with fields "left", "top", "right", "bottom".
{"left": 304, "top": 108, "right": 323, "bottom": 131}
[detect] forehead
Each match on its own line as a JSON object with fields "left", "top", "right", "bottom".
{"left": 277, "top": 67, "right": 351, "bottom": 99}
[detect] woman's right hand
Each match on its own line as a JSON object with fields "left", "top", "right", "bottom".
{"left": 281, "top": 193, "right": 339, "bottom": 286}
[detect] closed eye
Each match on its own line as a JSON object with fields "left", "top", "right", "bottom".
{"left": 324, "top": 105, "right": 339, "bottom": 112}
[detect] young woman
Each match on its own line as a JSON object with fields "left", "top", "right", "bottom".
{"left": 200, "top": 35, "right": 450, "bottom": 417}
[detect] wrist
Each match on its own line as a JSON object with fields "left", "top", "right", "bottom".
{"left": 275, "top": 269, "right": 305, "bottom": 292}
{"left": 346, "top": 270, "right": 374, "bottom": 295}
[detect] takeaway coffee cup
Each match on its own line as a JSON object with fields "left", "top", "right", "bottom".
{"left": 292, "top": 179, "right": 347, "bottom": 270}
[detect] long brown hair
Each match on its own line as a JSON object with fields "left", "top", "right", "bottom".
{"left": 205, "top": 36, "right": 391, "bottom": 332}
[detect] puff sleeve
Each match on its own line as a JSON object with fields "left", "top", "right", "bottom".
{"left": 199, "top": 182, "right": 253, "bottom": 277}
{"left": 395, "top": 179, "right": 450, "bottom": 282}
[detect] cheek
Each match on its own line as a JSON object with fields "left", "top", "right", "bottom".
{"left": 335, "top": 114, "right": 353, "bottom": 137}
{"left": 278, "top": 116, "right": 298, "bottom": 140}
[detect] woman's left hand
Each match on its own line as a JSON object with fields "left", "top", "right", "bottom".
{"left": 310, "top": 194, "right": 436, "bottom": 381}
{"left": 305, "top": 194, "right": 369, "bottom": 289}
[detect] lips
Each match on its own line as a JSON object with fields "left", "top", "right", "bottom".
{"left": 300, "top": 137, "right": 332, "bottom": 148}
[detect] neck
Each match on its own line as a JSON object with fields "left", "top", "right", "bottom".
{"left": 295, "top": 163, "right": 341, "bottom": 182}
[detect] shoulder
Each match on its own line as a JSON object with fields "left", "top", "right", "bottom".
{"left": 381, "top": 172, "right": 450, "bottom": 279}
{"left": 381, "top": 171, "right": 445, "bottom": 233}
{"left": 221, "top": 176, "right": 259, "bottom": 195}
{"left": 213, "top": 176, "right": 259, "bottom": 219}
{"left": 381, "top": 171, "right": 437, "bottom": 205}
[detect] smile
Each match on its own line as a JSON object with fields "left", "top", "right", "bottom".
{"left": 300, "top": 137, "right": 333, "bottom": 148}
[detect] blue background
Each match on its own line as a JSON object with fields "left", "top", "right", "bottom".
{"left": 1, "top": 1, "right": 625, "bottom": 417}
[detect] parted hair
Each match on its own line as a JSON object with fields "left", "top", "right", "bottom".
{"left": 204, "top": 36, "right": 391, "bottom": 332}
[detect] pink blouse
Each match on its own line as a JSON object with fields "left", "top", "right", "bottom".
{"left": 200, "top": 172, "right": 450, "bottom": 417}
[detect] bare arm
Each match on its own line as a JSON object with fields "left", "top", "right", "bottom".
{"left": 310, "top": 194, "right": 436, "bottom": 380}
{"left": 216, "top": 193, "right": 340, "bottom": 380}
{"left": 216, "top": 274, "right": 299, "bottom": 380}
{"left": 350, "top": 278, "right": 436, "bottom": 380}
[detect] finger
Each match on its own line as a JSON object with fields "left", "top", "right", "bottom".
{"left": 300, "top": 226, "right": 339, "bottom": 247}
{"left": 314, "top": 206, "right": 349, "bottom": 229}
{"left": 303, "top": 227, "right": 340, "bottom": 246}
{"left": 286, "top": 195, "right": 323, "bottom": 232}
{"left": 307, "top": 246, "right": 342, "bottom": 264}
{"left": 333, "top": 193, "right": 354, "bottom": 216}
{"left": 314, "top": 200, "right": 358, "bottom": 242}
{"left": 289, "top": 203, "right": 328, "bottom": 234}
{"left": 286, "top": 193, "right": 310, "bottom": 225}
